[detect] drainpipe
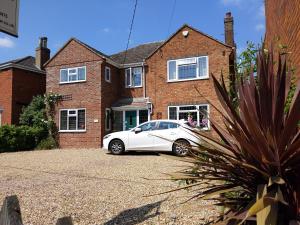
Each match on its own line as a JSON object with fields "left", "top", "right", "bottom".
{"left": 142, "top": 60, "right": 146, "bottom": 98}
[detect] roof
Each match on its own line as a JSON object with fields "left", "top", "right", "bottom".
{"left": 111, "top": 97, "right": 148, "bottom": 110}
{"left": 110, "top": 41, "right": 164, "bottom": 65}
{"left": 45, "top": 24, "right": 233, "bottom": 68}
{"left": 0, "top": 56, "right": 45, "bottom": 74}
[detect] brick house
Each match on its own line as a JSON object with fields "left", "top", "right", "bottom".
{"left": 265, "top": 0, "right": 300, "bottom": 74}
{"left": 0, "top": 37, "right": 50, "bottom": 126}
{"left": 45, "top": 13, "right": 236, "bottom": 148}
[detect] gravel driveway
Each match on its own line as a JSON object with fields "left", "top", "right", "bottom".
{"left": 0, "top": 149, "right": 217, "bottom": 225}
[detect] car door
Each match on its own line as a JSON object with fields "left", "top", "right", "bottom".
{"left": 127, "top": 121, "right": 157, "bottom": 150}
{"left": 152, "top": 121, "right": 180, "bottom": 151}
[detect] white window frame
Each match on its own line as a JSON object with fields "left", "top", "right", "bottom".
{"left": 125, "top": 67, "right": 143, "bottom": 88}
{"left": 59, "top": 66, "right": 86, "bottom": 84}
{"left": 105, "top": 108, "right": 111, "bottom": 131}
{"left": 59, "top": 108, "right": 86, "bottom": 132}
{"left": 167, "top": 56, "right": 209, "bottom": 82}
{"left": 105, "top": 66, "right": 111, "bottom": 83}
{"left": 167, "top": 104, "right": 210, "bottom": 130}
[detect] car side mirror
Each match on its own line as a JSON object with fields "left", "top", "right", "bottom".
{"left": 134, "top": 127, "right": 142, "bottom": 133}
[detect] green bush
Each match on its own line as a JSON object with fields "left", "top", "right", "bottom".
{"left": 36, "top": 136, "right": 58, "bottom": 150}
{"left": 19, "top": 95, "right": 47, "bottom": 128}
{"left": 0, "top": 125, "right": 45, "bottom": 153}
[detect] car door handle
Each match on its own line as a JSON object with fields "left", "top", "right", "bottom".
{"left": 170, "top": 132, "right": 176, "bottom": 135}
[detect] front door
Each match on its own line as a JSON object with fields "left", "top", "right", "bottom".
{"left": 125, "top": 111, "right": 137, "bottom": 130}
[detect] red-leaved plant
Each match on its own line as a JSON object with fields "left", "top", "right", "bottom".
{"left": 166, "top": 49, "right": 300, "bottom": 224}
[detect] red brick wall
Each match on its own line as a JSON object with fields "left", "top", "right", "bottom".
{"left": 119, "top": 69, "right": 144, "bottom": 98}
{"left": 100, "top": 61, "right": 121, "bottom": 137}
{"left": 46, "top": 39, "right": 119, "bottom": 148}
{"left": 265, "top": 0, "right": 300, "bottom": 74}
{"left": 146, "top": 26, "right": 232, "bottom": 136}
{"left": 0, "top": 68, "right": 45, "bottom": 125}
{"left": 0, "top": 69, "right": 13, "bottom": 125}
{"left": 12, "top": 68, "right": 46, "bottom": 124}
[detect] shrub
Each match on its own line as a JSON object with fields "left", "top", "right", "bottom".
{"left": 168, "top": 49, "right": 300, "bottom": 224}
{"left": 36, "top": 136, "right": 58, "bottom": 150}
{"left": 0, "top": 125, "right": 45, "bottom": 152}
{"left": 19, "top": 95, "right": 47, "bottom": 129}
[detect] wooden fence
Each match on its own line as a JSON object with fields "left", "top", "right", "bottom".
{"left": 0, "top": 195, "right": 73, "bottom": 225}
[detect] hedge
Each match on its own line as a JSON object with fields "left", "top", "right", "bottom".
{"left": 0, "top": 125, "right": 47, "bottom": 153}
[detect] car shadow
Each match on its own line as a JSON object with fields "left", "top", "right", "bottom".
{"left": 103, "top": 198, "right": 166, "bottom": 225}
{"left": 106, "top": 151, "right": 175, "bottom": 157}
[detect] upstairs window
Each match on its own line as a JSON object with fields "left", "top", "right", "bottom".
{"left": 167, "top": 56, "right": 208, "bottom": 81}
{"left": 60, "top": 109, "right": 86, "bottom": 132}
{"left": 60, "top": 66, "right": 86, "bottom": 84}
{"left": 125, "top": 67, "right": 142, "bottom": 88}
{"left": 105, "top": 67, "right": 111, "bottom": 82}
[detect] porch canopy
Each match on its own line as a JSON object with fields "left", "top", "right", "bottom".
{"left": 111, "top": 97, "right": 148, "bottom": 111}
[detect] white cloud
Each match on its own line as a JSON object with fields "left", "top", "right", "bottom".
{"left": 0, "top": 37, "right": 15, "bottom": 48}
{"left": 102, "top": 28, "right": 110, "bottom": 33}
{"left": 255, "top": 23, "right": 265, "bottom": 31}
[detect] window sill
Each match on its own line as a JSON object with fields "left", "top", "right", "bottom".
{"left": 125, "top": 86, "right": 143, "bottom": 89}
{"left": 59, "top": 80, "right": 86, "bottom": 85}
{"left": 105, "top": 80, "right": 111, "bottom": 83}
{"left": 167, "top": 76, "right": 209, "bottom": 83}
{"left": 59, "top": 130, "right": 86, "bottom": 133}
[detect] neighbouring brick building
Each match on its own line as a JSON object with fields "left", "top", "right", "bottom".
{"left": 45, "top": 13, "right": 236, "bottom": 148}
{"left": 0, "top": 37, "right": 50, "bottom": 126}
{"left": 265, "top": 0, "right": 300, "bottom": 74}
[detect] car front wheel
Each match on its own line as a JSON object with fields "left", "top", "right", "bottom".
{"left": 109, "top": 139, "right": 125, "bottom": 155}
{"left": 172, "top": 139, "right": 190, "bottom": 157}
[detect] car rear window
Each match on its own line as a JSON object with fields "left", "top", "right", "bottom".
{"left": 158, "top": 122, "right": 179, "bottom": 130}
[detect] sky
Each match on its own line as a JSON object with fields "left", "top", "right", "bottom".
{"left": 0, "top": 0, "right": 265, "bottom": 63}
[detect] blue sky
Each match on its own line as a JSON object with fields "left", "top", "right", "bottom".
{"left": 0, "top": 0, "right": 265, "bottom": 62}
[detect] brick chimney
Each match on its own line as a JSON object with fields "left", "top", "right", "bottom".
{"left": 224, "top": 12, "right": 235, "bottom": 46}
{"left": 35, "top": 37, "right": 50, "bottom": 70}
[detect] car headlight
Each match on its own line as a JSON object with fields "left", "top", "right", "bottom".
{"left": 103, "top": 134, "right": 111, "bottom": 139}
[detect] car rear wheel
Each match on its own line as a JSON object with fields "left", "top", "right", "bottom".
{"left": 172, "top": 139, "right": 190, "bottom": 157}
{"left": 109, "top": 139, "right": 125, "bottom": 155}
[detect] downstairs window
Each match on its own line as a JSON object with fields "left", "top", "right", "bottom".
{"left": 60, "top": 109, "right": 86, "bottom": 131}
{"left": 168, "top": 104, "right": 209, "bottom": 130}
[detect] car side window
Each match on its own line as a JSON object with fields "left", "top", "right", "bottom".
{"left": 139, "top": 122, "right": 157, "bottom": 131}
{"left": 157, "top": 122, "right": 179, "bottom": 130}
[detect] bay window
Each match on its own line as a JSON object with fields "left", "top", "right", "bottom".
{"left": 167, "top": 56, "right": 208, "bottom": 81}
{"left": 60, "top": 109, "right": 86, "bottom": 132}
{"left": 60, "top": 66, "right": 86, "bottom": 84}
{"left": 125, "top": 67, "right": 143, "bottom": 88}
{"left": 168, "top": 104, "right": 209, "bottom": 130}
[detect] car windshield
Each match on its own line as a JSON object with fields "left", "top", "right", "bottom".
{"left": 138, "top": 122, "right": 157, "bottom": 131}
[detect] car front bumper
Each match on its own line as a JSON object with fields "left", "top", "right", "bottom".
{"left": 102, "top": 138, "right": 110, "bottom": 150}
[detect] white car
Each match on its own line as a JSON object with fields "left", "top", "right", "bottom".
{"left": 103, "top": 120, "right": 200, "bottom": 156}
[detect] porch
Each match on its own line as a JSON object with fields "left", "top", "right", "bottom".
{"left": 110, "top": 98, "right": 151, "bottom": 131}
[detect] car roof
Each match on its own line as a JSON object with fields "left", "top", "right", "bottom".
{"left": 145, "top": 119, "right": 186, "bottom": 124}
